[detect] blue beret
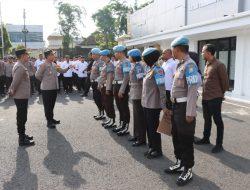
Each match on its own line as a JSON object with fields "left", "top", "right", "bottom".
{"left": 100, "top": 49, "right": 111, "bottom": 56}
{"left": 171, "top": 36, "right": 189, "bottom": 47}
{"left": 142, "top": 48, "right": 157, "bottom": 57}
{"left": 91, "top": 48, "right": 101, "bottom": 55}
{"left": 128, "top": 49, "right": 141, "bottom": 58}
{"left": 113, "top": 45, "right": 126, "bottom": 53}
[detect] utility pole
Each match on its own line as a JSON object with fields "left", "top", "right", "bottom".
{"left": 0, "top": 2, "right": 4, "bottom": 58}
{"left": 22, "top": 9, "right": 28, "bottom": 48}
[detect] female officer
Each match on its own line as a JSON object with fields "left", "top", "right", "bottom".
{"left": 127, "top": 49, "right": 147, "bottom": 147}
{"left": 142, "top": 48, "right": 167, "bottom": 159}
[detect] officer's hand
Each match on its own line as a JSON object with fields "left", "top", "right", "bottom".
{"left": 118, "top": 92, "right": 124, "bottom": 98}
{"left": 8, "top": 89, "right": 14, "bottom": 97}
{"left": 186, "top": 116, "right": 194, "bottom": 123}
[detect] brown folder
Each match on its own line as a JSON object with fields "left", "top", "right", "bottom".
{"left": 157, "top": 109, "right": 172, "bottom": 136}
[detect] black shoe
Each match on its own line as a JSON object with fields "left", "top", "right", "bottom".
{"left": 144, "top": 148, "right": 154, "bottom": 157}
{"left": 212, "top": 145, "right": 224, "bottom": 153}
{"left": 47, "top": 122, "right": 56, "bottom": 129}
{"left": 132, "top": 141, "right": 146, "bottom": 147}
{"left": 146, "top": 150, "right": 162, "bottom": 159}
{"left": 104, "top": 119, "right": 116, "bottom": 129}
{"left": 128, "top": 136, "right": 137, "bottom": 142}
{"left": 25, "top": 134, "right": 33, "bottom": 141}
{"left": 19, "top": 136, "right": 35, "bottom": 147}
{"left": 52, "top": 119, "right": 60, "bottom": 125}
{"left": 95, "top": 115, "right": 105, "bottom": 121}
{"left": 176, "top": 168, "right": 193, "bottom": 186}
{"left": 164, "top": 160, "right": 184, "bottom": 174}
{"left": 194, "top": 138, "right": 210, "bottom": 145}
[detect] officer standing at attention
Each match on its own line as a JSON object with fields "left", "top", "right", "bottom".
{"left": 141, "top": 48, "right": 166, "bottom": 158}
{"left": 164, "top": 36, "right": 199, "bottom": 186}
{"left": 36, "top": 49, "right": 70, "bottom": 129}
{"left": 9, "top": 48, "right": 35, "bottom": 146}
{"left": 127, "top": 49, "right": 147, "bottom": 147}
{"left": 90, "top": 48, "right": 105, "bottom": 120}
{"left": 98, "top": 49, "right": 116, "bottom": 128}
{"left": 4, "top": 56, "right": 15, "bottom": 94}
{"left": 112, "top": 45, "right": 131, "bottom": 136}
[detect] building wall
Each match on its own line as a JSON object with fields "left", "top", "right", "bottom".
{"left": 187, "top": 0, "right": 239, "bottom": 25}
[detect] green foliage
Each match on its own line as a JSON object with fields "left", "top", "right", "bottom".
{"left": 0, "top": 24, "right": 12, "bottom": 55}
{"left": 56, "top": 2, "right": 85, "bottom": 52}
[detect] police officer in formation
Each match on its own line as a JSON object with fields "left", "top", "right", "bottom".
{"left": 9, "top": 48, "right": 35, "bottom": 146}
{"left": 141, "top": 48, "right": 167, "bottom": 158}
{"left": 127, "top": 49, "right": 146, "bottom": 146}
{"left": 164, "top": 37, "right": 200, "bottom": 186}
{"left": 98, "top": 49, "right": 116, "bottom": 128}
{"left": 90, "top": 48, "right": 105, "bottom": 120}
{"left": 111, "top": 45, "right": 131, "bottom": 136}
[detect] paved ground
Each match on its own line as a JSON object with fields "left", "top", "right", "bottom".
{"left": 0, "top": 92, "right": 249, "bottom": 190}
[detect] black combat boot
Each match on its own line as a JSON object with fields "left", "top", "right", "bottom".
{"left": 194, "top": 137, "right": 210, "bottom": 145}
{"left": 104, "top": 118, "right": 116, "bottom": 129}
{"left": 112, "top": 121, "right": 123, "bottom": 132}
{"left": 176, "top": 167, "right": 193, "bottom": 186}
{"left": 25, "top": 134, "right": 33, "bottom": 141}
{"left": 47, "top": 121, "right": 56, "bottom": 129}
{"left": 52, "top": 119, "right": 60, "bottom": 125}
{"left": 164, "top": 159, "right": 184, "bottom": 174}
{"left": 117, "top": 122, "right": 129, "bottom": 136}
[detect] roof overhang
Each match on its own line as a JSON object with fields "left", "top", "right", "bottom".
{"left": 125, "top": 11, "right": 250, "bottom": 47}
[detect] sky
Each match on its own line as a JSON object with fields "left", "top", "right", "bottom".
{"left": 1, "top": 0, "right": 147, "bottom": 42}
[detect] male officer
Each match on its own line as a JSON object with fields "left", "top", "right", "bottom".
{"left": 90, "top": 48, "right": 105, "bottom": 120}
{"left": 34, "top": 53, "right": 44, "bottom": 94}
{"left": 36, "top": 49, "right": 70, "bottom": 129}
{"left": 164, "top": 36, "right": 200, "bottom": 186}
{"left": 61, "top": 55, "right": 73, "bottom": 94}
{"left": 4, "top": 56, "right": 15, "bottom": 93}
{"left": 98, "top": 49, "right": 116, "bottom": 128}
{"left": 75, "top": 56, "right": 88, "bottom": 96}
{"left": 9, "top": 48, "right": 35, "bottom": 146}
{"left": 112, "top": 45, "right": 131, "bottom": 136}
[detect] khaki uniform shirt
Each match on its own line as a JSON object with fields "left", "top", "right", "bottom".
{"left": 4, "top": 62, "right": 14, "bottom": 77}
{"left": 90, "top": 59, "right": 104, "bottom": 81}
{"left": 171, "top": 55, "right": 200, "bottom": 117}
{"left": 141, "top": 64, "right": 166, "bottom": 109}
{"left": 35, "top": 61, "right": 59, "bottom": 90}
{"left": 98, "top": 61, "right": 114, "bottom": 91}
{"left": 129, "top": 62, "right": 144, "bottom": 100}
{"left": 114, "top": 58, "right": 130, "bottom": 94}
{"left": 0, "top": 61, "right": 5, "bottom": 76}
{"left": 202, "top": 58, "right": 229, "bottom": 100}
{"left": 26, "top": 61, "right": 36, "bottom": 76}
{"left": 10, "top": 61, "right": 30, "bottom": 99}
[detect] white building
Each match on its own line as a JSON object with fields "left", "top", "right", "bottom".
{"left": 125, "top": 0, "right": 250, "bottom": 102}
{"left": 6, "top": 24, "right": 45, "bottom": 57}
{"left": 47, "top": 32, "right": 63, "bottom": 57}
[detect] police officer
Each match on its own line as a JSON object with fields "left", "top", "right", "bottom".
{"left": 141, "top": 48, "right": 166, "bottom": 158}
{"left": 26, "top": 58, "right": 36, "bottom": 95}
{"left": 98, "top": 49, "right": 116, "bottom": 128}
{"left": 164, "top": 36, "right": 200, "bottom": 186}
{"left": 112, "top": 45, "right": 131, "bottom": 136}
{"left": 4, "top": 56, "right": 15, "bottom": 94}
{"left": 9, "top": 48, "right": 35, "bottom": 146}
{"left": 35, "top": 49, "right": 70, "bottom": 129}
{"left": 85, "top": 52, "right": 94, "bottom": 97}
{"left": 90, "top": 48, "right": 105, "bottom": 120}
{"left": 127, "top": 49, "right": 147, "bottom": 146}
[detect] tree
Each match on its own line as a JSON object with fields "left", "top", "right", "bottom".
{"left": 56, "top": 2, "right": 85, "bottom": 54}
{"left": 0, "top": 24, "right": 12, "bottom": 55}
{"left": 92, "top": 7, "right": 117, "bottom": 49}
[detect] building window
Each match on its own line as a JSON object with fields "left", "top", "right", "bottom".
{"left": 198, "top": 37, "right": 236, "bottom": 90}
{"left": 8, "top": 32, "right": 43, "bottom": 42}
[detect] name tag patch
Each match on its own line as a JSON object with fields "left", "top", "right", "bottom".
{"left": 185, "top": 63, "right": 199, "bottom": 85}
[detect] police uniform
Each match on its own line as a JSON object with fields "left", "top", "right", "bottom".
{"left": 4, "top": 59, "right": 14, "bottom": 93}
{"left": 141, "top": 48, "right": 166, "bottom": 159}
{"left": 26, "top": 60, "right": 36, "bottom": 94}
{"left": 90, "top": 48, "right": 105, "bottom": 119}
{"left": 0, "top": 60, "right": 5, "bottom": 96}
{"left": 112, "top": 45, "right": 131, "bottom": 136}
{"left": 36, "top": 49, "right": 69, "bottom": 129}
{"left": 165, "top": 36, "right": 199, "bottom": 186}
{"left": 9, "top": 48, "right": 34, "bottom": 146}
{"left": 98, "top": 50, "right": 116, "bottom": 128}
{"left": 128, "top": 49, "right": 146, "bottom": 146}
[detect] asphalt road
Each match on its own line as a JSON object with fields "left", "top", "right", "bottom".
{"left": 0, "top": 92, "right": 249, "bottom": 190}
